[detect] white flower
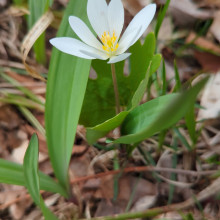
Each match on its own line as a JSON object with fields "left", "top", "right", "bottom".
{"left": 50, "top": 0, "right": 156, "bottom": 64}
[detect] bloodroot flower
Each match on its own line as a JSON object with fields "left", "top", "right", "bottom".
{"left": 50, "top": 0, "right": 156, "bottom": 64}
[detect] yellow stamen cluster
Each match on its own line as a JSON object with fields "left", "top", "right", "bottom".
{"left": 101, "top": 31, "right": 119, "bottom": 54}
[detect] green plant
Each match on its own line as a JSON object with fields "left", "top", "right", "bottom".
{"left": 0, "top": 0, "right": 209, "bottom": 219}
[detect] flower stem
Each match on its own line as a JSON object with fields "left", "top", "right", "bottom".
{"left": 111, "top": 63, "right": 120, "bottom": 115}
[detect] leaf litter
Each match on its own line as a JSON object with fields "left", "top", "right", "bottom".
{"left": 0, "top": 0, "right": 220, "bottom": 219}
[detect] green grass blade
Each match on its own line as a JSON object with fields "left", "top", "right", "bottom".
{"left": 161, "top": 58, "right": 167, "bottom": 95}
{"left": 185, "top": 104, "right": 197, "bottom": 144}
{"left": 155, "top": 0, "right": 171, "bottom": 39}
{"left": 173, "top": 60, "right": 181, "bottom": 92}
{"left": 45, "top": 0, "right": 91, "bottom": 193}
{"left": 173, "top": 127, "right": 192, "bottom": 151}
{"left": 23, "top": 134, "right": 58, "bottom": 219}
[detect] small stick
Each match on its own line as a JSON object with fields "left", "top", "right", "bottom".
{"left": 70, "top": 166, "right": 217, "bottom": 184}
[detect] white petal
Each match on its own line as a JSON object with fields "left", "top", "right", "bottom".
{"left": 116, "top": 26, "right": 141, "bottom": 55}
{"left": 87, "top": 0, "right": 109, "bottom": 39}
{"left": 69, "top": 16, "right": 103, "bottom": 50}
{"left": 117, "top": 4, "right": 156, "bottom": 54}
{"left": 50, "top": 37, "right": 108, "bottom": 60}
{"left": 108, "top": 0, "right": 124, "bottom": 40}
{"left": 80, "top": 49, "right": 108, "bottom": 60}
{"left": 108, "top": 53, "right": 131, "bottom": 64}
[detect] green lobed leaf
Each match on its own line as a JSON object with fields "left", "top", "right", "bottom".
{"left": 114, "top": 77, "right": 208, "bottom": 144}
{"left": 45, "top": 0, "right": 91, "bottom": 193}
{"left": 80, "top": 33, "right": 159, "bottom": 127}
{"left": 79, "top": 60, "right": 124, "bottom": 127}
{"left": 85, "top": 51, "right": 161, "bottom": 144}
{"left": 130, "top": 54, "right": 161, "bottom": 109}
{"left": 85, "top": 55, "right": 161, "bottom": 144}
{"left": 23, "top": 134, "right": 58, "bottom": 219}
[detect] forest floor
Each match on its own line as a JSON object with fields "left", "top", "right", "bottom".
{"left": 0, "top": 0, "right": 220, "bottom": 219}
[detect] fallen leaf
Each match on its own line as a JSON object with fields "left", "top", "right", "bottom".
{"left": 0, "top": 0, "right": 7, "bottom": 8}
{"left": 186, "top": 32, "right": 220, "bottom": 54}
{"left": 159, "top": 0, "right": 213, "bottom": 26}
{"left": 130, "top": 195, "right": 156, "bottom": 212}
{"left": 197, "top": 72, "right": 220, "bottom": 120}
{"left": 122, "top": 0, "right": 142, "bottom": 16}
{"left": 194, "top": 51, "right": 220, "bottom": 72}
{"left": 11, "top": 140, "right": 28, "bottom": 164}
{"left": 154, "top": 211, "right": 184, "bottom": 220}
{"left": 0, "top": 105, "right": 21, "bottom": 130}
{"left": 95, "top": 199, "right": 126, "bottom": 217}
{"left": 197, "top": 0, "right": 220, "bottom": 8}
{"left": 210, "top": 11, "right": 220, "bottom": 42}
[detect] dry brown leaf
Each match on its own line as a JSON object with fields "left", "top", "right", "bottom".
{"left": 21, "top": 11, "right": 54, "bottom": 81}
{"left": 122, "top": 0, "right": 142, "bottom": 16}
{"left": 186, "top": 32, "right": 220, "bottom": 54}
{"left": 154, "top": 211, "right": 184, "bottom": 220}
{"left": 197, "top": 72, "right": 220, "bottom": 120}
{"left": 197, "top": 0, "right": 220, "bottom": 8}
{"left": 158, "top": 17, "right": 173, "bottom": 47}
{"left": 69, "top": 156, "right": 91, "bottom": 178}
{"left": 130, "top": 195, "right": 156, "bottom": 212}
{"left": 0, "top": 105, "right": 21, "bottom": 130}
{"left": 1, "top": 185, "right": 31, "bottom": 220}
{"left": 99, "top": 175, "right": 157, "bottom": 205}
{"left": 95, "top": 175, "right": 157, "bottom": 216}
{"left": 160, "top": 0, "right": 214, "bottom": 26}
{"left": 210, "top": 11, "right": 220, "bottom": 42}
{"left": 194, "top": 51, "right": 220, "bottom": 72}
{"left": 169, "top": 0, "right": 213, "bottom": 19}
{"left": 95, "top": 199, "right": 126, "bottom": 217}
{"left": 8, "top": 6, "right": 29, "bottom": 17}
{"left": 0, "top": 0, "right": 7, "bottom": 7}
{"left": 11, "top": 140, "right": 28, "bottom": 164}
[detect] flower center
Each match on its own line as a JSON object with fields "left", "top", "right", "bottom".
{"left": 101, "top": 31, "right": 119, "bottom": 54}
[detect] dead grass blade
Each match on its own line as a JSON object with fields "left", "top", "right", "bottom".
{"left": 21, "top": 11, "right": 54, "bottom": 81}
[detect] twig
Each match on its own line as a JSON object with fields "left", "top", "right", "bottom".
{"left": 70, "top": 166, "right": 217, "bottom": 184}
{"left": 0, "top": 190, "right": 44, "bottom": 210}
